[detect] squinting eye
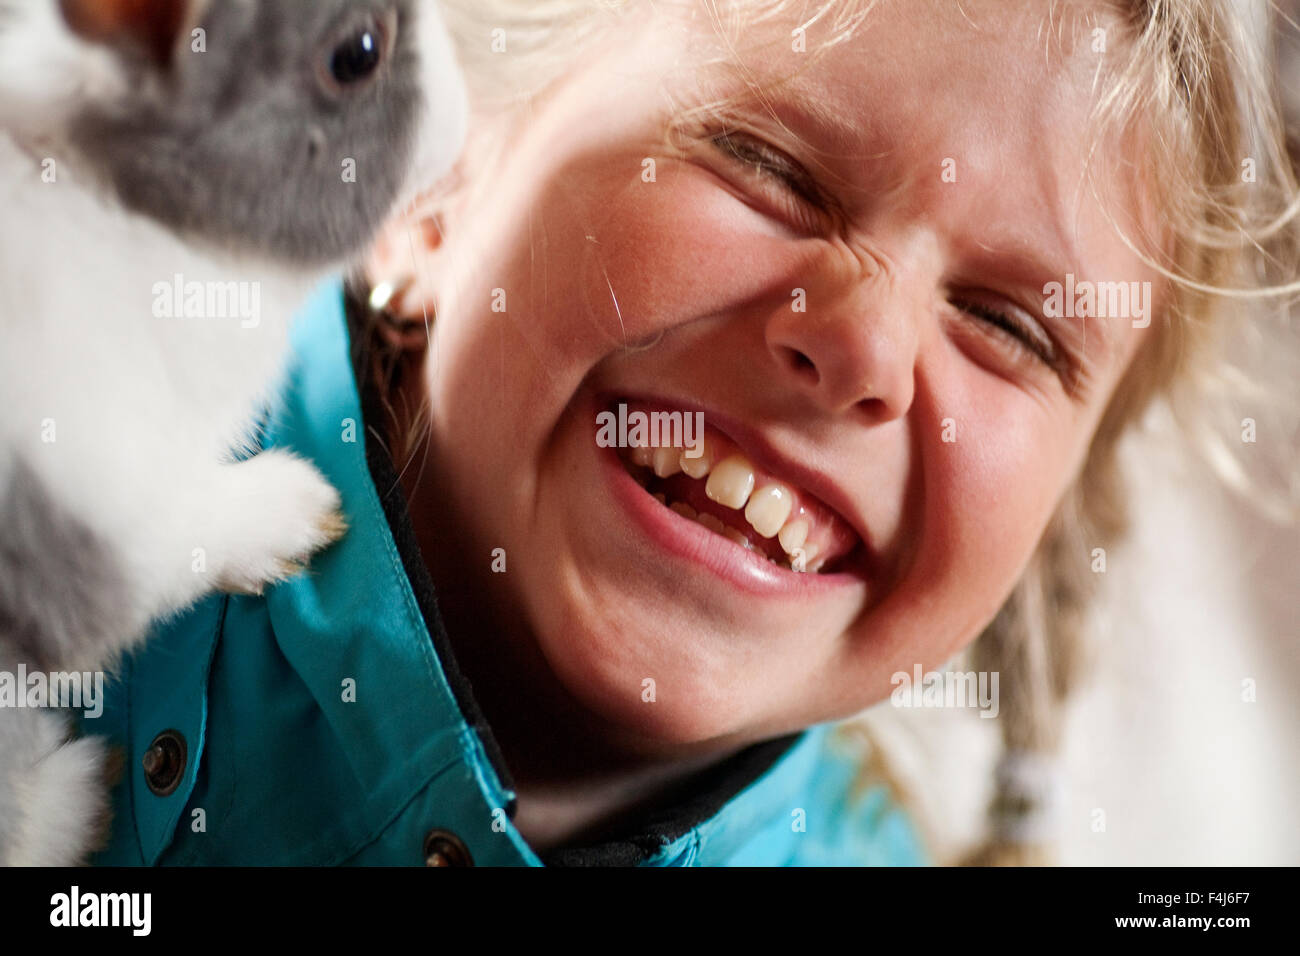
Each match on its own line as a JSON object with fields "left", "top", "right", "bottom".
{"left": 709, "top": 130, "right": 828, "bottom": 210}
{"left": 951, "top": 297, "right": 1059, "bottom": 368}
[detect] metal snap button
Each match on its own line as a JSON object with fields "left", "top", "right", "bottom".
{"left": 142, "top": 730, "right": 187, "bottom": 797}
{"left": 423, "top": 828, "right": 473, "bottom": 867}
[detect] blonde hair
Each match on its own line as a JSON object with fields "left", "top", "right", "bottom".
{"left": 400, "top": 0, "right": 1300, "bottom": 864}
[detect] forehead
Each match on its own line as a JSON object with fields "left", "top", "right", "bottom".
{"left": 696, "top": 0, "right": 1120, "bottom": 143}
{"left": 696, "top": 1, "right": 1133, "bottom": 229}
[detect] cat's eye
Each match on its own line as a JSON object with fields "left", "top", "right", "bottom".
{"left": 318, "top": 9, "right": 396, "bottom": 95}
{"left": 331, "top": 28, "right": 382, "bottom": 84}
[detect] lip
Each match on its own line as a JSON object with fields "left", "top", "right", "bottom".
{"left": 592, "top": 392, "right": 872, "bottom": 598}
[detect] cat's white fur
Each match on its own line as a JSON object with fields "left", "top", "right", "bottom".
{"left": 0, "top": 1, "right": 466, "bottom": 863}
{"left": 1, "top": 710, "right": 115, "bottom": 867}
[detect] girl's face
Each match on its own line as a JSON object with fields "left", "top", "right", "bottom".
{"left": 409, "top": 0, "right": 1155, "bottom": 748}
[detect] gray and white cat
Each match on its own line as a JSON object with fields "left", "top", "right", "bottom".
{"left": 0, "top": 0, "right": 466, "bottom": 864}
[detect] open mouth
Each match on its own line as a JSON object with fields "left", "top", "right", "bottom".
{"left": 608, "top": 400, "right": 864, "bottom": 576}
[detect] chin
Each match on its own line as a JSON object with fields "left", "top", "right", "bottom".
{"left": 533, "top": 595, "right": 763, "bottom": 748}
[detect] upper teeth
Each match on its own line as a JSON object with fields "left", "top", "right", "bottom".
{"left": 744, "top": 482, "right": 794, "bottom": 538}
{"left": 680, "top": 442, "right": 712, "bottom": 479}
{"left": 705, "top": 455, "right": 755, "bottom": 510}
{"left": 777, "top": 518, "right": 808, "bottom": 553}
{"left": 627, "top": 437, "right": 826, "bottom": 571}
{"left": 653, "top": 446, "right": 682, "bottom": 478}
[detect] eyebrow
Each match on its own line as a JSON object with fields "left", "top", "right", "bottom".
{"left": 762, "top": 80, "right": 872, "bottom": 157}
{"left": 703, "top": 63, "right": 873, "bottom": 157}
{"left": 969, "top": 228, "right": 1082, "bottom": 306}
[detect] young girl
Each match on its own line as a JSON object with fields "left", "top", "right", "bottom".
{"left": 92, "top": 0, "right": 1297, "bottom": 865}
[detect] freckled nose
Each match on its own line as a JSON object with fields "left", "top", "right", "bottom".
{"left": 764, "top": 282, "right": 918, "bottom": 422}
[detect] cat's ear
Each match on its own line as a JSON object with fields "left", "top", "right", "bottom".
{"left": 58, "top": 0, "right": 204, "bottom": 67}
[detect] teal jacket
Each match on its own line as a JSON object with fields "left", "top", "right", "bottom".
{"left": 91, "top": 281, "right": 928, "bottom": 867}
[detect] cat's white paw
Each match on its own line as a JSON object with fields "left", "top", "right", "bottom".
{"left": 208, "top": 450, "right": 347, "bottom": 596}
{"left": 1, "top": 709, "right": 117, "bottom": 866}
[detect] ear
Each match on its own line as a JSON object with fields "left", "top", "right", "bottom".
{"left": 363, "top": 205, "right": 448, "bottom": 350}
{"left": 58, "top": 0, "right": 199, "bottom": 67}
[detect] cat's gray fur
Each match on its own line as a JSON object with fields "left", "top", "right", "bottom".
{"left": 75, "top": 1, "right": 428, "bottom": 264}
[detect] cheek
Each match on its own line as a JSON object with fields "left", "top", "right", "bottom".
{"left": 848, "top": 375, "right": 1086, "bottom": 697}
{"left": 432, "top": 157, "right": 806, "bottom": 453}
{"left": 945, "top": 410, "right": 1077, "bottom": 606}
{"left": 566, "top": 158, "right": 804, "bottom": 342}
{"left": 940, "top": 413, "right": 1066, "bottom": 569}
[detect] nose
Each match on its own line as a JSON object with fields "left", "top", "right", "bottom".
{"left": 764, "top": 270, "right": 919, "bottom": 423}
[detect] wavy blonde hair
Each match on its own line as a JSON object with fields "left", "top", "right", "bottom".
{"left": 383, "top": 0, "right": 1300, "bottom": 864}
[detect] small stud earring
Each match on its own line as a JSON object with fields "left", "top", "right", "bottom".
{"left": 368, "top": 273, "right": 414, "bottom": 315}
{"left": 366, "top": 273, "right": 434, "bottom": 342}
